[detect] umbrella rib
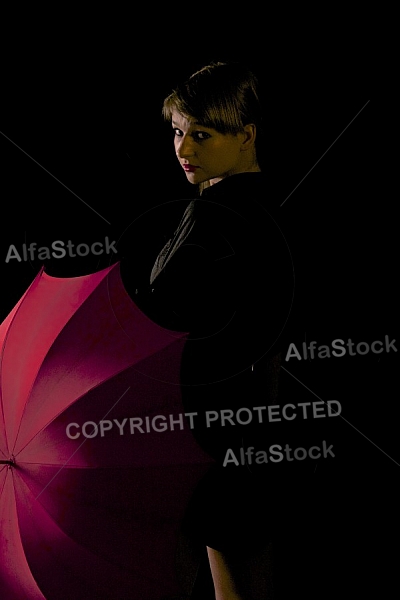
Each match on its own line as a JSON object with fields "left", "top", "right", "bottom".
{"left": 14, "top": 333, "right": 184, "bottom": 459}
{"left": 16, "top": 471, "right": 156, "bottom": 584}
{"left": 0, "top": 469, "right": 8, "bottom": 497}
{"left": 0, "top": 386, "right": 8, "bottom": 457}
{"left": 9, "top": 263, "right": 185, "bottom": 457}
{"left": 34, "top": 385, "right": 131, "bottom": 501}
{"left": 10, "top": 268, "right": 118, "bottom": 456}
{"left": 0, "top": 269, "right": 45, "bottom": 456}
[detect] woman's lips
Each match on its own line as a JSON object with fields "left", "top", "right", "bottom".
{"left": 183, "top": 164, "right": 199, "bottom": 172}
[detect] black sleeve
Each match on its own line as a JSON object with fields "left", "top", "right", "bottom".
{"left": 137, "top": 200, "right": 236, "bottom": 335}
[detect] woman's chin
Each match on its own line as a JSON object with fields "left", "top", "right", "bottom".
{"left": 184, "top": 172, "right": 204, "bottom": 185}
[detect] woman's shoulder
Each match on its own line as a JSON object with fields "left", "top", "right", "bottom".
{"left": 201, "top": 172, "right": 267, "bottom": 197}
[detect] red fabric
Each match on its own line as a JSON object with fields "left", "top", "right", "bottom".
{"left": 0, "top": 262, "right": 213, "bottom": 599}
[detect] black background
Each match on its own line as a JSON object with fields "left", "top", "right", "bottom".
{"left": 1, "top": 43, "right": 398, "bottom": 598}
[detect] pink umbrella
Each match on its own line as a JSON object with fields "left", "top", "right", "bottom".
{"left": 0, "top": 262, "right": 213, "bottom": 599}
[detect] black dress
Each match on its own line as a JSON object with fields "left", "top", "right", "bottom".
{"left": 134, "top": 172, "right": 302, "bottom": 553}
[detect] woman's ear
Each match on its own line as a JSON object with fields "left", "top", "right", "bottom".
{"left": 241, "top": 123, "right": 257, "bottom": 150}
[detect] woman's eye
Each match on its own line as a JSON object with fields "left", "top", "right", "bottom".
{"left": 194, "top": 131, "right": 211, "bottom": 141}
{"left": 172, "top": 128, "right": 210, "bottom": 140}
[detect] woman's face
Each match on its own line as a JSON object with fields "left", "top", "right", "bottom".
{"left": 171, "top": 110, "right": 251, "bottom": 186}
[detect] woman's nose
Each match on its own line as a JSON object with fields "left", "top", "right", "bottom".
{"left": 176, "top": 135, "right": 195, "bottom": 159}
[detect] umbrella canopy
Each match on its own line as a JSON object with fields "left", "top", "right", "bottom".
{"left": 0, "top": 262, "right": 213, "bottom": 600}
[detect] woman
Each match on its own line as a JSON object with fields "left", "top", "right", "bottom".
{"left": 135, "top": 61, "right": 296, "bottom": 599}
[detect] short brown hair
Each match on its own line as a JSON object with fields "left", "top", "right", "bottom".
{"left": 163, "top": 61, "right": 263, "bottom": 142}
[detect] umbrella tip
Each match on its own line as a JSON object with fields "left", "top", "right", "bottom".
{"left": 0, "top": 456, "right": 16, "bottom": 468}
